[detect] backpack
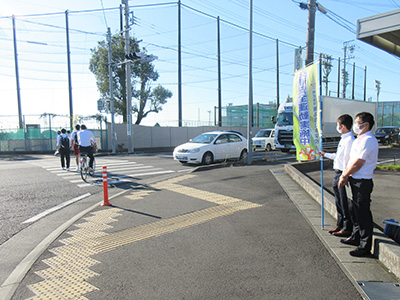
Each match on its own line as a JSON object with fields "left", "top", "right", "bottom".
{"left": 60, "top": 135, "right": 69, "bottom": 149}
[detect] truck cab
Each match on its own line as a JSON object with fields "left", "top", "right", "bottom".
{"left": 274, "top": 103, "right": 295, "bottom": 152}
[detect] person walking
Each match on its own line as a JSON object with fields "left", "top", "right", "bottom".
{"left": 339, "top": 112, "right": 378, "bottom": 257}
{"left": 321, "top": 114, "right": 354, "bottom": 237}
{"left": 56, "top": 128, "right": 71, "bottom": 171}
{"left": 70, "top": 124, "right": 81, "bottom": 171}
{"left": 77, "top": 125, "right": 97, "bottom": 170}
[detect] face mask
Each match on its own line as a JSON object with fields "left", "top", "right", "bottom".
{"left": 336, "top": 124, "right": 343, "bottom": 134}
{"left": 353, "top": 123, "right": 365, "bottom": 135}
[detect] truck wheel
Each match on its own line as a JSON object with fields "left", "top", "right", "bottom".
{"left": 266, "top": 144, "right": 272, "bottom": 152}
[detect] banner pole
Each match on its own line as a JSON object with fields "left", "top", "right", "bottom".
{"left": 319, "top": 55, "right": 324, "bottom": 229}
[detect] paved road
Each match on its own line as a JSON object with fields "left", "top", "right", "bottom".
{"left": 8, "top": 162, "right": 360, "bottom": 299}
{"left": 0, "top": 151, "right": 295, "bottom": 246}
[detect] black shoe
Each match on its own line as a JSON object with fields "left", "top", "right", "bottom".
{"left": 333, "top": 229, "right": 352, "bottom": 237}
{"left": 340, "top": 238, "right": 359, "bottom": 246}
{"left": 350, "top": 248, "right": 371, "bottom": 257}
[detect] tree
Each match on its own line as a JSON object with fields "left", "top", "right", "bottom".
{"left": 89, "top": 34, "right": 172, "bottom": 124}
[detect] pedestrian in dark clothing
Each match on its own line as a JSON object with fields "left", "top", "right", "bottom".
{"left": 57, "top": 128, "right": 71, "bottom": 171}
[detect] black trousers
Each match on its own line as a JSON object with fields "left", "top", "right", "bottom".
{"left": 79, "top": 146, "right": 94, "bottom": 168}
{"left": 348, "top": 177, "right": 374, "bottom": 252}
{"left": 333, "top": 171, "right": 352, "bottom": 231}
{"left": 59, "top": 148, "right": 70, "bottom": 168}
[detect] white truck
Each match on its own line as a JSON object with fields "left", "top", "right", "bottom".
{"left": 274, "top": 96, "right": 378, "bottom": 152}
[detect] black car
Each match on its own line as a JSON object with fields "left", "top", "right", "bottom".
{"left": 374, "top": 126, "right": 399, "bottom": 145}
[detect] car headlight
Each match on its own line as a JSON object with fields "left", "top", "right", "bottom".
{"left": 189, "top": 148, "right": 200, "bottom": 153}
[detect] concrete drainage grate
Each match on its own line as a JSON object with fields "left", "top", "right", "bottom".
{"left": 358, "top": 282, "right": 400, "bottom": 300}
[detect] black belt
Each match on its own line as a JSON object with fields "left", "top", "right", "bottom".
{"left": 334, "top": 169, "right": 342, "bottom": 174}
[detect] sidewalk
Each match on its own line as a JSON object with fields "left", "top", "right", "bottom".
{"left": 284, "top": 146, "right": 400, "bottom": 283}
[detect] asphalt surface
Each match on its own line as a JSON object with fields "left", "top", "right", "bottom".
{"left": 3, "top": 161, "right": 362, "bottom": 299}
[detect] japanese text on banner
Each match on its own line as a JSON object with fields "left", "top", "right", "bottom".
{"left": 293, "top": 62, "right": 321, "bottom": 161}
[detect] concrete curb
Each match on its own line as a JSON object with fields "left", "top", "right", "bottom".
{"left": 0, "top": 190, "right": 129, "bottom": 300}
{"left": 284, "top": 163, "right": 400, "bottom": 280}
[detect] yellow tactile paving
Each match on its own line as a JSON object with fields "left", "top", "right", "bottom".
{"left": 26, "top": 175, "right": 262, "bottom": 299}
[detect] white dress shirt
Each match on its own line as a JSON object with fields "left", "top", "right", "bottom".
{"left": 347, "top": 130, "right": 379, "bottom": 179}
{"left": 77, "top": 130, "right": 96, "bottom": 147}
{"left": 324, "top": 131, "right": 354, "bottom": 171}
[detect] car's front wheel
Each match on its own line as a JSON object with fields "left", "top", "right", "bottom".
{"left": 266, "top": 143, "right": 272, "bottom": 152}
{"left": 202, "top": 152, "right": 214, "bottom": 165}
{"left": 239, "top": 149, "right": 248, "bottom": 164}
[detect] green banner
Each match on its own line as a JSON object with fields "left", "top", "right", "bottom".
{"left": 293, "top": 62, "right": 321, "bottom": 161}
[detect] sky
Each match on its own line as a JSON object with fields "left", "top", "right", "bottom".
{"left": 1, "top": 0, "right": 400, "bottom": 129}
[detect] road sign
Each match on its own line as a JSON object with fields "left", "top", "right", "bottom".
{"left": 294, "top": 47, "right": 303, "bottom": 72}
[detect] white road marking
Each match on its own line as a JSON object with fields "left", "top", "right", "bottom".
{"left": 22, "top": 193, "right": 91, "bottom": 224}
{"left": 76, "top": 170, "right": 175, "bottom": 187}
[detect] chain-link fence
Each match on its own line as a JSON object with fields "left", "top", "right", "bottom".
{"left": 0, "top": 115, "right": 107, "bottom": 152}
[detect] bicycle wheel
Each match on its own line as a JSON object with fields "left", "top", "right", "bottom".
{"left": 80, "top": 157, "right": 88, "bottom": 182}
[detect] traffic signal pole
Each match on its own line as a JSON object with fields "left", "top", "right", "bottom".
{"left": 123, "top": 0, "right": 133, "bottom": 153}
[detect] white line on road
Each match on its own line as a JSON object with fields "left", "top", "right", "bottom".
{"left": 22, "top": 193, "right": 91, "bottom": 224}
{"left": 76, "top": 170, "right": 175, "bottom": 187}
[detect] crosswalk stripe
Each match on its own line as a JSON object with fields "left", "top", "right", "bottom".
{"left": 36, "top": 157, "right": 176, "bottom": 187}
{"left": 56, "top": 165, "right": 153, "bottom": 177}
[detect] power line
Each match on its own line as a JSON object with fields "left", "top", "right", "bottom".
{"left": 99, "top": 0, "right": 109, "bottom": 29}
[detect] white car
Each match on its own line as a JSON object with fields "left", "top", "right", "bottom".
{"left": 173, "top": 131, "right": 248, "bottom": 164}
{"left": 252, "top": 128, "right": 275, "bottom": 151}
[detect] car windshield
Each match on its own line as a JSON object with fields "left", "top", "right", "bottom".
{"left": 191, "top": 134, "right": 218, "bottom": 144}
{"left": 376, "top": 128, "right": 394, "bottom": 134}
{"left": 277, "top": 112, "right": 293, "bottom": 126}
{"left": 255, "top": 130, "right": 271, "bottom": 137}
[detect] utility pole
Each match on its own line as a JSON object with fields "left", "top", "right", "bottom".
{"left": 65, "top": 10, "right": 73, "bottom": 131}
{"left": 375, "top": 80, "right": 381, "bottom": 102}
{"left": 247, "top": 0, "right": 253, "bottom": 165}
{"left": 376, "top": 80, "right": 382, "bottom": 126}
{"left": 363, "top": 66, "right": 367, "bottom": 101}
{"left": 178, "top": 0, "right": 182, "bottom": 127}
{"left": 305, "top": 0, "right": 316, "bottom": 66}
{"left": 217, "top": 16, "right": 222, "bottom": 127}
{"left": 321, "top": 54, "right": 332, "bottom": 96}
{"left": 276, "top": 39, "right": 280, "bottom": 110}
{"left": 107, "top": 28, "right": 116, "bottom": 154}
{"left": 12, "top": 15, "right": 23, "bottom": 129}
{"left": 342, "top": 40, "right": 354, "bottom": 99}
{"left": 123, "top": 0, "right": 132, "bottom": 153}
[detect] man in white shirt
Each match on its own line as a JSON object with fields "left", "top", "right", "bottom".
{"left": 77, "top": 124, "right": 97, "bottom": 169}
{"left": 321, "top": 114, "right": 354, "bottom": 237}
{"left": 339, "top": 112, "right": 379, "bottom": 257}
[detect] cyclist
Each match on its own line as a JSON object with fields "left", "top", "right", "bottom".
{"left": 77, "top": 124, "right": 97, "bottom": 171}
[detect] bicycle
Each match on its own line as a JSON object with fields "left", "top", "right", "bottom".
{"left": 80, "top": 152, "right": 96, "bottom": 182}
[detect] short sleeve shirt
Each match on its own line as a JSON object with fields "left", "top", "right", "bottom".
{"left": 347, "top": 131, "right": 378, "bottom": 179}
{"left": 324, "top": 131, "right": 354, "bottom": 171}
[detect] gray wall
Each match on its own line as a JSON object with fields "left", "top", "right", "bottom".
{"left": 109, "top": 124, "right": 264, "bottom": 151}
